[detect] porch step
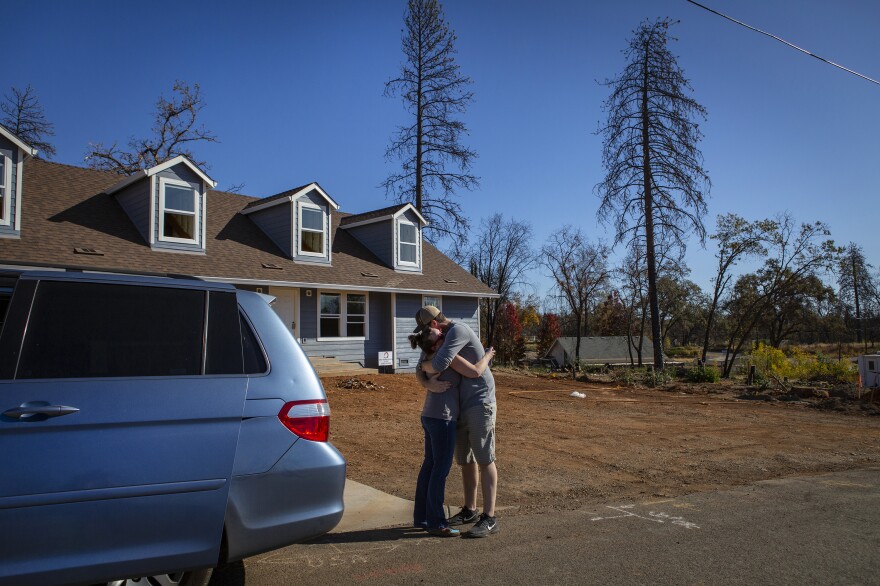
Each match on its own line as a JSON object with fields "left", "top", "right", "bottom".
{"left": 308, "top": 356, "right": 380, "bottom": 377}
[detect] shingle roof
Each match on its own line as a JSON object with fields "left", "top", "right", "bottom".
{"left": 241, "top": 183, "right": 313, "bottom": 210}
{"left": 1, "top": 160, "right": 496, "bottom": 297}
{"left": 548, "top": 336, "right": 658, "bottom": 364}
{"left": 339, "top": 203, "right": 409, "bottom": 225}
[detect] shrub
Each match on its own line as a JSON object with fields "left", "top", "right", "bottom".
{"left": 747, "top": 343, "right": 857, "bottom": 385}
{"left": 685, "top": 365, "right": 720, "bottom": 383}
{"left": 666, "top": 345, "right": 701, "bottom": 358}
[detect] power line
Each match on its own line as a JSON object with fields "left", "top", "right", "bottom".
{"left": 684, "top": 0, "right": 880, "bottom": 87}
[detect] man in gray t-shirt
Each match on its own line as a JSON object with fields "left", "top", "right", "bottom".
{"left": 415, "top": 305, "right": 500, "bottom": 538}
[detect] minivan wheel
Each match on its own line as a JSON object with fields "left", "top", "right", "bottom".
{"left": 106, "top": 568, "right": 212, "bottom": 586}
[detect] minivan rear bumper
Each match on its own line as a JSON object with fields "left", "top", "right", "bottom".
{"left": 223, "top": 439, "right": 346, "bottom": 562}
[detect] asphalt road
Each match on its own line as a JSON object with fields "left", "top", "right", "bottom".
{"left": 213, "top": 468, "right": 880, "bottom": 585}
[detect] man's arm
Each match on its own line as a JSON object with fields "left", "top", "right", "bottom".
{"left": 416, "top": 353, "right": 451, "bottom": 393}
{"left": 431, "top": 324, "right": 469, "bottom": 373}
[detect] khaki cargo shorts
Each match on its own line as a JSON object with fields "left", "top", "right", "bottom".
{"left": 454, "top": 402, "right": 496, "bottom": 466}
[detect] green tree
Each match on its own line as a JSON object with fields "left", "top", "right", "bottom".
{"left": 596, "top": 19, "right": 711, "bottom": 371}
{"left": 701, "top": 214, "right": 775, "bottom": 362}
{"left": 384, "top": 0, "right": 477, "bottom": 246}
{"left": 838, "top": 243, "right": 877, "bottom": 350}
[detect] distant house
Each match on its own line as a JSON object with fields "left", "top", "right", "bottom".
{"left": 0, "top": 125, "right": 497, "bottom": 372}
{"left": 544, "top": 336, "right": 658, "bottom": 367}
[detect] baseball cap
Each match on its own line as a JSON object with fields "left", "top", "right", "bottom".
{"left": 413, "top": 305, "right": 445, "bottom": 332}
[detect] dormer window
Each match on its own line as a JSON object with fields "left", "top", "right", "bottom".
{"left": 159, "top": 177, "right": 200, "bottom": 244}
{"left": 0, "top": 152, "right": 9, "bottom": 225}
{"left": 298, "top": 201, "right": 326, "bottom": 256}
{"left": 398, "top": 220, "right": 418, "bottom": 266}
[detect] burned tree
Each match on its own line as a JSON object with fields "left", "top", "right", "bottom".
{"left": 596, "top": 19, "right": 710, "bottom": 370}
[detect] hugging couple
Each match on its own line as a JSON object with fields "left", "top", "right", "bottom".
{"left": 408, "top": 305, "right": 499, "bottom": 538}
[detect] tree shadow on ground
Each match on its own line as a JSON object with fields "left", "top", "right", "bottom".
{"left": 306, "top": 526, "right": 427, "bottom": 545}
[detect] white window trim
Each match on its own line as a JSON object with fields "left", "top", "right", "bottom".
{"left": 422, "top": 295, "right": 442, "bottom": 311}
{"left": 297, "top": 201, "right": 327, "bottom": 258}
{"left": 397, "top": 219, "right": 420, "bottom": 267}
{"left": 317, "top": 290, "right": 368, "bottom": 341}
{"left": 0, "top": 151, "right": 11, "bottom": 226}
{"left": 157, "top": 177, "right": 200, "bottom": 246}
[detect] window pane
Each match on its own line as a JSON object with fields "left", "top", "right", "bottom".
{"left": 424, "top": 296, "right": 440, "bottom": 309}
{"left": 320, "top": 317, "right": 340, "bottom": 337}
{"left": 347, "top": 294, "right": 366, "bottom": 315}
{"left": 0, "top": 157, "right": 5, "bottom": 187}
{"left": 206, "top": 291, "right": 243, "bottom": 375}
{"left": 17, "top": 282, "right": 204, "bottom": 379}
{"left": 302, "top": 207, "right": 323, "bottom": 231}
{"left": 241, "top": 312, "right": 267, "bottom": 374}
{"left": 401, "top": 243, "right": 417, "bottom": 263}
{"left": 399, "top": 223, "right": 417, "bottom": 244}
{"left": 301, "top": 230, "right": 323, "bottom": 253}
{"left": 165, "top": 184, "right": 196, "bottom": 212}
{"left": 320, "top": 293, "right": 340, "bottom": 315}
{"left": 347, "top": 322, "right": 365, "bottom": 337}
{"left": 164, "top": 212, "right": 195, "bottom": 239}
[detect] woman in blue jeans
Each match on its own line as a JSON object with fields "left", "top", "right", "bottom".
{"left": 409, "top": 327, "right": 495, "bottom": 537}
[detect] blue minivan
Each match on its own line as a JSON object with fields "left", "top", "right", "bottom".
{"left": 0, "top": 271, "right": 346, "bottom": 586}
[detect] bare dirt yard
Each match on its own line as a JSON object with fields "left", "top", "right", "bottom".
{"left": 324, "top": 371, "right": 880, "bottom": 516}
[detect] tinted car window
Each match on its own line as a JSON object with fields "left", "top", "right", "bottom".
{"left": 206, "top": 291, "right": 244, "bottom": 375}
{"left": 241, "top": 312, "right": 267, "bottom": 374}
{"left": 17, "top": 281, "right": 205, "bottom": 379}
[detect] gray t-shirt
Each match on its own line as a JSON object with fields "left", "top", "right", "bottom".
{"left": 419, "top": 352, "right": 461, "bottom": 421}
{"left": 431, "top": 321, "right": 495, "bottom": 413}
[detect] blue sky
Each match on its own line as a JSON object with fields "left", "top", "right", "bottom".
{"left": 7, "top": 0, "right": 878, "bottom": 299}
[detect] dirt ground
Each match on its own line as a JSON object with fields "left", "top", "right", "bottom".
{"left": 323, "top": 371, "right": 880, "bottom": 516}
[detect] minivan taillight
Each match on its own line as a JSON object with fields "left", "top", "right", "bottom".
{"left": 278, "top": 400, "right": 330, "bottom": 442}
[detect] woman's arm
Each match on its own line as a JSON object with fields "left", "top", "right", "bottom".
{"left": 448, "top": 347, "right": 495, "bottom": 378}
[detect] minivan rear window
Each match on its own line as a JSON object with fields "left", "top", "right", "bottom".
{"left": 17, "top": 281, "right": 205, "bottom": 379}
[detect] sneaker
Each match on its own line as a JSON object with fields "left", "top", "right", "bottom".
{"left": 426, "top": 527, "right": 461, "bottom": 537}
{"left": 465, "top": 513, "right": 499, "bottom": 538}
{"left": 447, "top": 507, "right": 479, "bottom": 526}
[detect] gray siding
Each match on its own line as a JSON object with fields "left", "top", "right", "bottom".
{"left": 394, "top": 293, "right": 423, "bottom": 371}
{"left": 346, "top": 220, "right": 393, "bottom": 267}
{"left": 0, "top": 139, "right": 19, "bottom": 238}
{"left": 393, "top": 209, "right": 422, "bottom": 273}
{"left": 296, "top": 289, "right": 390, "bottom": 367}
{"left": 152, "top": 163, "right": 205, "bottom": 252}
{"left": 394, "top": 294, "right": 480, "bottom": 372}
{"left": 293, "top": 190, "right": 331, "bottom": 264}
{"left": 249, "top": 203, "right": 292, "bottom": 257}
{"left": 114, "top": 176, "right": 151, "bottom": 241}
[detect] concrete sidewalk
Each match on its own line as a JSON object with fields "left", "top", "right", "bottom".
{"left": 333, "top": 479, "right": 452, "bottom": 533}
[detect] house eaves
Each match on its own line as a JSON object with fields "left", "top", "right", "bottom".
{"left": 102, "top": 155, "right": 217, "bottom": 195}
{"left": 0, "top": 124, "right": 38, "bottom": 157}
{"left": 241, "top": 182, "right": 340, "bottom": 215}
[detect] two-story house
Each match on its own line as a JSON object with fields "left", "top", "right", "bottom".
{"left": 0, "top": 125, "right": 496, "bottom": 371}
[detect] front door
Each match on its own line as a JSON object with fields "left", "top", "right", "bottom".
{"left": 271, "top": 287, "right": 300, "bottom": 340}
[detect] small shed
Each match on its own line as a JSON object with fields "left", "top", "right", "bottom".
{"left": 857, "top": 355, "right": 880, "bottom": 389}
{"left": 544, "top": 336, "right": 658, "bottom": 367}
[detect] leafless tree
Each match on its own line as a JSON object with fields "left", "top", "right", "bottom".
{"left": 596, "top": 19, "right": 711, "bottom": 371}
{"left": 464, "top": 214, "right": 534, "bottom": 347}
{"left": 384, "top": 0, "right": 477, "bottom": 248}
{"left": 85, "top": 80, "right": 217, "bottom": 175}
{"left": 541, "top": 226, "right": 610, "bottom": 369}
{"left": 1, "top": 84, "right": 56, "bottom": 158}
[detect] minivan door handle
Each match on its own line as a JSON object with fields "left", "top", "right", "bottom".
{"left": 3, "top": 404, "right": 80, "bottom": 420}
